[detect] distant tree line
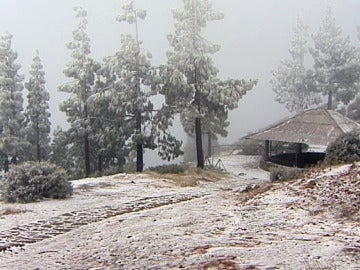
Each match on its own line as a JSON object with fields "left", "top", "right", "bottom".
{"left": 272, "top": 10, "right": 360, "bottom": 122}
{"left": 0, "top": 0, "right": 256, "bottom": 178}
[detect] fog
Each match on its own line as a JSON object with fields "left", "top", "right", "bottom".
{"left": 1, "top": 0, "right": 359, "bottom": 164}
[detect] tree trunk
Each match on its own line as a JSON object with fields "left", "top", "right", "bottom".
{"left": 36, "top": 121, "right": 41, "bottom": 162}
{"left": 36, "top": 143, "right": 41, "bottom": 162}
{"left": 84, "top": 102, "right": 91, "bottom": 177}
{"left": 84, "top": 132, "right": 90, "bottom": 177}
{"left": 118, "top": 154, "right": 125, "bottom": 172}
{"left": 207, "top": 132, "right": 212, "bottom": 158}
{"left": 195, "top": 117, "right": 204, "bottom": 169}
{"left": 11, "top": 156, "right": 17, "bottom": 165}
{"left": 328, "top": 90, "right": 333, "bottom": 110}
{"left": 135, "top": 110, "right": 143, "bottom": 172}
{"left": 97, "top": 154, "right": 102, "bottom": 174}
{"left": 4, "top": 156, "right": 9, "bottom": 173}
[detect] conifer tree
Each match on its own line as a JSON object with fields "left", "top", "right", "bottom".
{"left": 346, "top": 96, "right": 360, "bottom": 122}
{"left": 102, "top": 0, "right": 182, "bottom": 172}
{"left": 310, "top": 10, "right": 359, "bottom": 110}
{"left": 59, "top": 7, "right": 100, "bottom": 177}
{"left": 50, "top": 127, "right": 75, "bottom": 175}
{"left": 86, "top": 85, "right": 132, "bottom": 173}
{"left": 0, "top": 33, "right": 26, "bottom": 171}
{"left": 271, "top": 20, "right": 320, "bottom": 113}
{"left": 25, "top": 50, "right": 51, "bottom": 161}
{"left": 162, "top": 0, "right": 256, "bottom": 168}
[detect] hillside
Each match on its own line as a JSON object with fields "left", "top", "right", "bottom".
{"left": 0, "top": 156, "right": 359, "bottom": 269}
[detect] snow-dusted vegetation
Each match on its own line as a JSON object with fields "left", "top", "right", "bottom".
{"left": 0, "top": 0, "right": 360, "bottom": 268}
{"left": 0, "top": 156, "right": 359, "bottom": 269}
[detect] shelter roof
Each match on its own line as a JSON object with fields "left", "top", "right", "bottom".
{"left": 246, "top": 109, "right": 360, "bottom": 147}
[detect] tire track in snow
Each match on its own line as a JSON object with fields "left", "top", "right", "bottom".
{"left": 0, "top": 192, "right": 205, "bottom": 252}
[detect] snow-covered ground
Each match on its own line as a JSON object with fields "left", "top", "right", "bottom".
{"left": 0, "top": 155, "right": 359, "bottom": 270}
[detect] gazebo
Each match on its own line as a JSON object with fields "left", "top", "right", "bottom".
{"left": 246, "top": 109, "right": 360, "bottom": 167}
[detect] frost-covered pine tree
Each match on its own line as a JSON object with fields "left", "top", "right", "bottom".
{"left": 310, "top": 10, "right": 359, "bottom": 110}
{"left": 25, "top": 50, "right": 51, "bottom": 162}
{"left": 86, "top": 83, "right": 132, "bottom": 173}
{"left": 59, "top": 7, "right": 100, "bottom": 177}
{"left": 271, "top": 19, "right": 321, "bottom": 113}
{"left": 343, "top": 26, "right": 360, "bottom": 123}
{"left": 346, "top": 96, "right": 360, "bottom": 123}
{"left": 0, "top": 33, "right": 26, "bottom": 171}
{"left": 162, "top": 0, "right": 257, "bottom": 168}
{"left": 102, "top": 0, "right": 182, "bottom": 172}
{"left": 50, "top": 127, "right": 75, "bottom": 175}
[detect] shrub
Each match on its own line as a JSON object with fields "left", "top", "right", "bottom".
{"left": 1, "top": 161, "right": 73, "bottom": 203}
{"left": 325, "top": 129, "right": 360, "bottom": 165}
{"left": 270, "top": 166, "right": 304, "bottom": 182}
{"left": 148, "top": 164, "right": 187, "bottom": 174}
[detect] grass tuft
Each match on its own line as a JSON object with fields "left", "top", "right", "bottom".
{"left": 0, "top": 207, "right": 28, "bottom": 217}
{"left": 148, "top": 167, "right": 228, "bottom": 187}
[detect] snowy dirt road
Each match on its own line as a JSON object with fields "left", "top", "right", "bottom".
{"left": 0, "top": 156, "right": 359, "bottom": 270}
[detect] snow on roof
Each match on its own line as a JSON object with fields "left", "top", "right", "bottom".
{"left": 246, "top": 109, "right": 360, "bottom": 147}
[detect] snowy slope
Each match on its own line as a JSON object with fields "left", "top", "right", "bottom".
{"left": 0, "top": 156, "right": 359, "bottom": 269}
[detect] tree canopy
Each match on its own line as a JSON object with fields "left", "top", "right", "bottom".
{"left": 25, "top": 50, "right": 51, "bottom": 162}
{"left": 161, "top": 0, "right": 257, "bottom": 168}
{"left": 0, "top": 32, "right": 26, "bottom": 170}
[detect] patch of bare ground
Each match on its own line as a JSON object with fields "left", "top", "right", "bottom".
{"left": 234, "top": 183, "right": 273, "bottom": 205}
{"left": 75, "top": 181, "right": 114, "bottom": 191}
{"left": 191, "top": 256, "right": 240, "bottom": 270}
{"left": 0, "top": 207, "right": 28, "bottom": 217}
{"left": 191, "top": 256, "right": 263, "bottom": 270}
{"left": 148, "top": 168, "right": 228, "bottom": 187}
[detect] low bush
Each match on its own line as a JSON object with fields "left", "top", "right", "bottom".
{"left": 325, "top": 129, "right": 360, "bottom": 165}
{"left": 1, "top": 161, "right": 73, "bottom": 203}
{"left": 148, "top": 164, "right": 187, "bottom": 174}
{"left": 270, "top": 166, "right": 304, "bottom": 182}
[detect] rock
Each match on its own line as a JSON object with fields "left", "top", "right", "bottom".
{"left": 302, "top": 179, "right": 316, "bottom": 189}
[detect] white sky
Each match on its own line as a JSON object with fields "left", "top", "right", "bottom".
{"left": 1, "top": 0, "right": 360, "bottom": 147}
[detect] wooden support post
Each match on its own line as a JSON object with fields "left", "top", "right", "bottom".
{"left": 295, "top": 143, "right": 302, "bottom": 168}
{"left": 264, "top": 140, "right": 270, "bottom": 161}
{"left": 296, "top": 143, "right": 302, "bottom": 154}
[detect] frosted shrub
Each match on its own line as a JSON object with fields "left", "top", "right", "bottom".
{"left": 325, "top": 129, "right": 360, "bottom": 165}
{"left": 1, "top": 161, "right": 73, "bottom": 203}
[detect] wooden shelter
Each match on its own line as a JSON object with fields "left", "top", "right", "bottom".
{"left": 246, "top": 109, "right": 360, "bottom": 167}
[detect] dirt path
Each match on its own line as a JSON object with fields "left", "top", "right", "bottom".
{"left": 0, "top": 192, "right": 204, "bottom": 253}
{"left": 0, "top": 161, "right": 359, "bottom": 269}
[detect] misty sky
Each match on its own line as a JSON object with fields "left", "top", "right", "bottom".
{"left": 1, "top": 0, "right": 360, "bottom": 146}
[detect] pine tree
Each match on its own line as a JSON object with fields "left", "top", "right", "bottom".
{"left": 25, "top": 50, "right": 51, "bottom": 162}
{"left": 310, "top": 10, "right": 359, "bottom": 110}
{"left": 87, "top": 86, "right": 132, "bottom": 173}
{"left": 162, "top": 0, "right": 256, "bottom": 168}
{"left": 102, "top": 0, "right": 182, "bottom": 172}
{"left": 49, "top": 127, "right": 74, "bottom": 175}
{"left": 271, "top": 19, "right": 321, "bottom": 113}
{"left": 0, "top": 33, "right": 26, "bottom": 171}
{"left": 59, "top": 7, "right": 100, "bottom": 177}
{"left": 346, "top": 96, "right": 360, "bottom": 122}
{"left": 343, "top": 26, "right": 360, "bottom": 123}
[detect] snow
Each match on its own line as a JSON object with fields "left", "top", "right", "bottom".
{"left": 0, "top": 156, "right": 359, "bottom": 269}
